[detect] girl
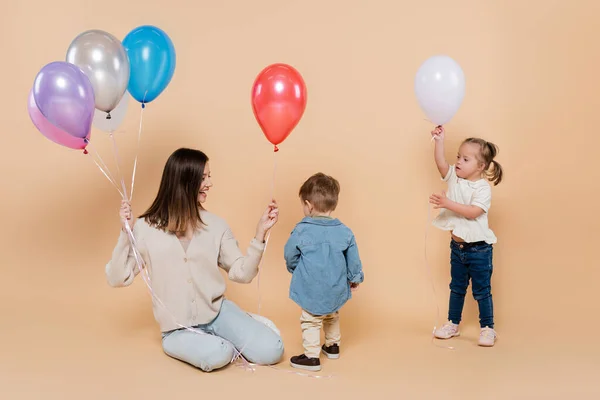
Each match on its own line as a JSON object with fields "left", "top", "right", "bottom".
{"left": 105, "top": 148, "right": 284, "bottom": 371}
{"left": 429, "top": 127, "right": 503, "bottom": 347}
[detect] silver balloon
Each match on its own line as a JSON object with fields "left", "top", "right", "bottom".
{"left": 66, "top": 30, "right": 130, "bottom": 114}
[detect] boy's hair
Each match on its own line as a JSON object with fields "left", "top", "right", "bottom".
{"left": 299, "top": 173, "right": 340, "bottom": 212}
{"left": 463, "top": 138, "right": 504, "bottom": 186}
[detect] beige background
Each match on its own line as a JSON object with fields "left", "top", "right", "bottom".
{"left": 1, "top": 0, "right": 599, "bottom": 398}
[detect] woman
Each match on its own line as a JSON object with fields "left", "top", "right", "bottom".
{"left": 105, "top": 148, "right": 284, "bottom": 372}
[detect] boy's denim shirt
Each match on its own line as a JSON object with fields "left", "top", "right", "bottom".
{"left": 283, "top": 216, "right": 364, "bottom": 316}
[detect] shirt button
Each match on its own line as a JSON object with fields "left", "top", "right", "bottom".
{"left": 184, "top": 257, "right": 188, "bottom": 262}
{"left": 191, "top": 299, "right": 195, "bottom": 303}
{"left": 188, "top": 279, "right": 192, "bottom": 284}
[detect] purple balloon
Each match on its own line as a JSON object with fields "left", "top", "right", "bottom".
{"left": 33, "top": 61, "right": 95, "bottom": 139}
{"left": 28, "top": 89, "right": 89, "bottom": 150}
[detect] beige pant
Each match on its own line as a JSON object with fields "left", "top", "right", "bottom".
{"left": 300, "top": 310, "right": 341, "bottom": 358}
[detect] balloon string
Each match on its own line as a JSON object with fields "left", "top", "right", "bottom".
{"left": 91, "top": 158, "right": 124, "bottom": 198}
{"left": 129, "top": 103, "right": 145, "bottom": 201}
{"left": 270, "top": 148, "right": 278, "bottom": 201}
{"left": 109, "top": 131, "right": 129, "bottom": 200}
{"left": 239, "top": 363, "right": 334, "bottom": 379}
{"left": 256, "top": 150, "right": 278, "bottom": 316}
{"left": 86, "top": 140, "right": 118, "bottom": 184}
{"left": 85, "top": 141, "right": 124, "bottom": 197}
{"left": 425, "top": 202, "right": 455, "bottom": 350}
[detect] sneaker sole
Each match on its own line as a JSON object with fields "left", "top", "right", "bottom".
{"left": 478, "top": 337, "right": 496, "bottom": 347}
{"left": 434, "top": 332, "right": 460, "bottom": 340}
{"left": 478, "top": 342, "right": 495, "bottom": 347}
{"left": 321, "top": 349, "right": 340, "bottom": 359}
{"left": 290, "top": 362, "right": 321, "bottom": 372}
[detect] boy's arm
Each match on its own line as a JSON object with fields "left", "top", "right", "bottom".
{"left": 345, "top": 235, "right": 364, "bottom": 284}
{"left": 283, "top": 229, "right": 301, "bottom": 273}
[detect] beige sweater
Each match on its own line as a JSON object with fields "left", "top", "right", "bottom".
{"left": 105, "top": 210, "right": 265, "bottom": 332}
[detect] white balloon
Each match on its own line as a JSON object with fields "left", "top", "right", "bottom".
{"left": 414, "top": 55, "right": 465, "bottom": 126}
{"left": 93, "top": 92, "right": 130, "bottom": 133}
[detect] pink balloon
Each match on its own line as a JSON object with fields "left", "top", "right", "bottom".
{"left": 28, "top": 89, "right": 89, "bottom": 150}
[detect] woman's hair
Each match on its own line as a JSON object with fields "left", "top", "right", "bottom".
{"left": 299, "top": 173, "right": 341, "bottom": 212}
{"left": 462, "top": 138, "right": 503, "bottom": 186}
{"left": 139, "top": 148, "right": 209, "bottom": 233}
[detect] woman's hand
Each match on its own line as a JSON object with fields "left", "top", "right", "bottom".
{"left": 255, "top": 200, "right": 279, "bottom": 242}
{"left": 120, "top": 200, "right": 134, "bottom": 232}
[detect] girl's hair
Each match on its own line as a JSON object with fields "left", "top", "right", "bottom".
{"left": 139, "top": 148, "right": 209, "bottom": 233}
{"left": 463, "top": 138, "right": 504, "bottom": 186}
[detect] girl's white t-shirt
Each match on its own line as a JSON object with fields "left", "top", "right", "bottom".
{"left": 432, "top": 165, "right": 497, "bottom": 244}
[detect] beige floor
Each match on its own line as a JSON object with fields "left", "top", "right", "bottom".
{"left": 2, "top": 261, "right": 598, "bottom": 400}
{"left": 3, "top": 0, "right": 600, "bottom": 398}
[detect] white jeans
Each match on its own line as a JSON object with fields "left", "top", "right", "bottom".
{"left": 161, "top": 300, "right": 284, "bottom": 372}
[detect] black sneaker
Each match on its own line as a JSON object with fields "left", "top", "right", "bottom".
{"left": 290, "top": 354, "right": 321, "bottom": 371}
{"left": 321, "top": 344, "right": 340, "bottom": 359}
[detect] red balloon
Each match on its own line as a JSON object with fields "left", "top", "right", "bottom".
{"left": 251, "top": 63, "right": 307, "bottom": 151}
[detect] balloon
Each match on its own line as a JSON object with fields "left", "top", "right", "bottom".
{"left": 66, "top": 29, "right": 130, "bottom": 114}
{"left": 93, "top": 92, "right": 130, "bottom": 133}
{"left": 251, "top": 63, "right": 307, "bottom": 151}
{"left": 33, "top": 61, "right": 95, "bottom": 139}
{"left": 28, "top": 89, "right": 89, "bottom": 150}
{"left": 414, "top": 55, "right": 465, "bottom": 126}
{"left": 122, "top": 25, "right": 176, "bottom": 105}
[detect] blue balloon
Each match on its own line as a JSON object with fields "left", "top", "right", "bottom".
{"left": 123, "top": 25, "right": 176, "bottom": 105}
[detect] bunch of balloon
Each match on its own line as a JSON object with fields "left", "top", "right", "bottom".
{"left": 27, "top": 25, "right": 176, "bottom": 201}
{"left": 249, "top": 63, "right": 307, "bottom": 316}
{"left": 414, "top": 55, "right": 465, "bottom": 136}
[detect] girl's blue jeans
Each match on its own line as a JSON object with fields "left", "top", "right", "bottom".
{"left": 448, "top": 240, "right": 495, "bottom": 329}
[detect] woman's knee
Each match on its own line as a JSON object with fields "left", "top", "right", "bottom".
{"left": 199, "top": 340, "right": 235, "bottom": 372}
{"left": 162, "top": 334, "right": 235, "bottom": 372}
{"left": 248, "top": 333, "right": 284, "bottom": 365}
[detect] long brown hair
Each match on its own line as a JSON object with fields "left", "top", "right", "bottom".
{"left": 463, "top": 138, "right": 504, "bottom": 186}
{"left": 139, "top": 148, "right": 209, "bottom": 233}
